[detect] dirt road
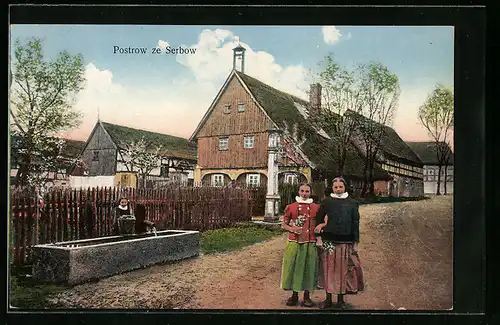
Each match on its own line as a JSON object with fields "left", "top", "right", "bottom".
{"left": 49, "top": 195, "right": 453, "bottom": 310}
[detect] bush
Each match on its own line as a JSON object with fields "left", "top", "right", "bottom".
{"left": 200, "top": 222, "right": 284, "bottom": 254}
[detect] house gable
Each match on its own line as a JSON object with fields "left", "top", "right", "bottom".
{"left": 80, "top": 121, "right": 118, "bottom": 176}
{"left": 193, "top": 72, "right": 276, "bottom": 139}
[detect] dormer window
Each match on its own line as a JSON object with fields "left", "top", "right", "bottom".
{"left": 92, "top": 151, "right": 99, "bottom": 161}
{"left": 238, "top": 103, "right": 245, "bottom": 112}
{"left": 224, "top": 104, "right": 231, "bottom": 114}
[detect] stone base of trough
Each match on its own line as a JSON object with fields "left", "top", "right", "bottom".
{"left": 32, "top": 230, "right": 200, "bottom": 285}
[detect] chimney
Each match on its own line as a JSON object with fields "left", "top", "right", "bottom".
{"left": 309, "top": 83, "right": 322, "bottom": 117}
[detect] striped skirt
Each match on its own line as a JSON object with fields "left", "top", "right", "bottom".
{"left": 317, "top": 241, "right": 364, "bottom": 295}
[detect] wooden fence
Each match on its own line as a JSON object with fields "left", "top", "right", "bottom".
{"left": 9, "top": 186, "right": 254, "bottom": 266}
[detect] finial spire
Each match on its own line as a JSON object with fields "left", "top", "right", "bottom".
{"left": 97, "top": 106, "right": 100, "bottom": 121}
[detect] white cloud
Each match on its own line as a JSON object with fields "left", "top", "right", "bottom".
{"left": 64, "top": 28, "right": 312, "bottom": 142}
{"left": 322, "top": 26, "right": 343, "bottom": 45}
{"left": 176, "top": 28, "right": 311, "bottom": 97}
{"left": 157, "top": 39, "right": 169, "bottom": 52}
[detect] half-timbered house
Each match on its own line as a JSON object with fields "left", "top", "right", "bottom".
{"left": 10, "top": 136, "right": 86, "bottom": 188}
{"left": 344, "top": 110, "right": 425, "bottom": 197}
{"left": 77, "top": 120, "right": 197, "bottom": 188}
{"left": 405, "top": 141, "right": 454, "bottom": 194}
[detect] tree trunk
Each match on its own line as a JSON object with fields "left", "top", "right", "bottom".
{"left": 361, "top": 159, "right": 369, "bottom": 197}
{"left": 436, "top": 165, "right": 442, "bottom": 195}
{"left": 443, "top": 164, "right": 448, "bottom": 195}
{"left": 337, "top": 147, "right": 347, "bottom": 176}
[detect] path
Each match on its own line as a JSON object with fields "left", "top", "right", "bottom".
{"left": 49, "top": 195, "right": 453, "bottom": 310}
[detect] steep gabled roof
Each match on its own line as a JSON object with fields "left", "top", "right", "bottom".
{"left": 100, "top": 122, "right": 197, "bottom": 161}
{"left": 344, "top": 110, "right": 423, "bottom": 165}
{"left": 61, "top": 139, "right": 86, "bottom": 158}
{"left": 405, "top": 141, "right": 454, "bottom": 165}
{"left": 235, "top": 71, "right": 390, "bottom": 180}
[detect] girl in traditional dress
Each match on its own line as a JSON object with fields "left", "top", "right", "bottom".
{"left": 112, "top": 197, "right": 133, "bottom": 235}
{"left": 281, "top": 183, "right": 320, "bottom": 307}
{"left": 314, "top": 177, "right": 364, "bottom": 309}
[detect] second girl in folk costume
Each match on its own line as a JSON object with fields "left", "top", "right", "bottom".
{"left": 315, "top": 177, "right": 365, "bottom": 309}
{"left": 281, "top": 183, "right": 320, "bottom": 307}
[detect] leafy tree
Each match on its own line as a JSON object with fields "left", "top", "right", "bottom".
{"left": 348, "top": 61, "right": 400, "bottom": 196}
{"left": 418, "top": 84, "right": 454, "bottom": 195}
{"left": 10, "top": 37, "right": 85, "bottom": 189}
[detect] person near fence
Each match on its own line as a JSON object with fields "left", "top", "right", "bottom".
{"left": 314, "top": 177, "right": 364, "bottom": 309}
{"left": 112, "top": 197, "right": 133, "bottom": 235}
{"left": 280, "top": 183, "right": 320, "bottom": 307}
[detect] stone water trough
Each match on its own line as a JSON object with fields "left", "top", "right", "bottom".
{"left": 32, "top": 230, "right": 200, "bottom": 285}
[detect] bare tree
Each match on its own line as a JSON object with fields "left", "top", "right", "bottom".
{"left": 348, "top": 61, "right": 400, "bottom": 197}
{"left": 123, "top": 137, "right": 163, "bottom": 189}
{"left": 10, "top": 37, "right": 85, "bottom": 189}
{"left": 418, "top": 84, "right": 454, "bottom": 195}
{"left": 314, "top": 54, "right": 363, "bottom": 175}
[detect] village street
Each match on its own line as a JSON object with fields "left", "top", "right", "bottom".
{"left": 49, "top": 195, "right": 453, "bottom": 310}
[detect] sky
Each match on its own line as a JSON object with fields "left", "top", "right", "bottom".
{"left": 9, "top": 25, "right": 454, "bottom": 149}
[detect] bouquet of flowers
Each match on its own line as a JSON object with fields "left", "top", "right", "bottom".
{"left": 295, "top": 215, "right": 306, "bottom": 227}
{"left": 322, "top": 241, "right": 336, "bottom": 254}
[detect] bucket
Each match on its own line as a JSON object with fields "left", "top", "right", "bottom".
{"left": 117, "top": 215, "right": 136, "bottom": 235}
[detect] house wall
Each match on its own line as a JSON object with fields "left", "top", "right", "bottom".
{"left": 423, "top": 164, "right": 454, "bottom": 194}
{"left": 196, "top": 76, "right": 272, "bottom": 169}
{"left": 388, "top": 174, "right": 424, "bottom": 197}
{"left": 69, "top": 175, "right": 115, "bottom": 189}
{"left": 81, "top": 123, "right": 117, "bottom": 176}
{"left": 197, "top": 133, "right": 268, "bottom": 168}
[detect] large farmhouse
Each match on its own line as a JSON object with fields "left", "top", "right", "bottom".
{"left": 76, "top": 120, "right": 197, "bottom": 188}
{"left": 189, "top": 45, "right": 417, "bottom": 195}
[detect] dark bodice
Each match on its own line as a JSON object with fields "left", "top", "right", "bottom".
{"left": 315, "top": 196, "right": 360, "bottom": 242}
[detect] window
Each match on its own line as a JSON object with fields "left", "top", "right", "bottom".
{"left": 92, "top": 151, "right": 99, "bottom": 161}
{"left": 246, "top": 174, "right": 260, "bottom": 187}
{"left": 244, "top": 136, "right": 254, "bottom": 149}
{"left": 238, "top": 103, "right": 245, "bottom": 112}
{"left": 224, "top": 104, "right": 231, "bottom": 114}
{"left": 219, "top": 137, "right": 229, "bottom": 151}
{"left": 284, "top": 173, "right": 298, "bottom": 184}
{"left": 428, "top": 169, "right": 434, "bottom": 175}
{"left": 211, "top": 174, "right": 224, "bottom": 187}
{"left": 446, "top": 175, "right": 453, "bottom": 182}
{"left": 428, "top": 175, "right": 435, "bottom": 181}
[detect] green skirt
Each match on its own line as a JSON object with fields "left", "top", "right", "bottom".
{"left": 281, "top": 241, "right": 318, "bottom": 292}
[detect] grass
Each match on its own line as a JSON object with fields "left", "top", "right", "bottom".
{"left": 9, "top": 274, "right": 67, "bottom": 309}
{"left": 200, "top": 222, "right": 285, "bottom": 254}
